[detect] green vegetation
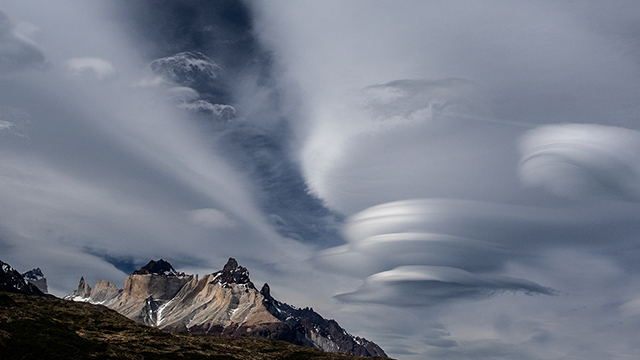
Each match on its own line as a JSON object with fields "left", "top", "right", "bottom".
{"left": 0, "top": 293, "right": 390, "bottom": 360}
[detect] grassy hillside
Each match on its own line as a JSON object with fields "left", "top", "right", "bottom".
{"left": 0, "top": 292, "right": 390, "bottom": 360}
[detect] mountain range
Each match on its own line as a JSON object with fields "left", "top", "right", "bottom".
{"left": 66, "top": 258, "right": 387, "bottom": 357}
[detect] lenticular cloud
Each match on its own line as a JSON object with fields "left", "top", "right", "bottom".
{"left": 519, "top": 124, "right": 640, "bottom": 201}
{"left": 336, "top": 265, "right": 555, "bottom": 307}
{"left": 319, "top": 199, "right": 558, "bottom": 306}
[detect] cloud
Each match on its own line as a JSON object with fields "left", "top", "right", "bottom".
{"left": 165, "top": 86, "right": 200, "bottom": 102}
{"left": 319, "top": 198, "right": 640, "bottom": 306}
{"left": 0, "top": 10, "right": 46, "bottom": 74}
{"left": 0, "top": 106, "right": 29, "bottom": 137}
{"left": 519, "top": 123, "right": 640, "bottom": 201}
{"left": 287, "top": 76, "right": 512, "bottom": 214}
{"left": 3, "top": 1, "right": 640, "bottom": 359}
{"left": 189, "top": 208, "right": 235, "bottom": 229}
{"left": 65, "top": 57, "right": 116, "bottom": 80}
{"left": 149, "top": 52, "right": 222, "bottom": 87}
{"left": 252, "top": 0, "right": 640, "bottom": 358}
{"left": 424, "top": 326, "right": 458, "bottom": 348}
{"left": 362, "top": 78, "right": 487, "bottom": 123}
{"left": 178, "top": 100, "right": 236, "bottom": 119}
{"left": 336, "top": 266, "right": 555, "bottom": 306}
{"left": 0, "top": 1, "right": 319, "bottom": 297}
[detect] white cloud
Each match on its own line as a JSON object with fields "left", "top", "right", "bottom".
{"left": 519, "top": 123, "right": 640, "bottom": 201}
{"left": 189, "top": 208, "right": 235, "bottom": 229}
{"left": 65, "top": 57, "right": 116, "bottom": 80}
{"left": 0, "top": 10, "right": 46, "bottom": 74}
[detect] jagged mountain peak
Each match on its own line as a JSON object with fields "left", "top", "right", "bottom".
{"left": 211, "top": 257, "right": 254, "bottom": 288}
{"left": 223, "top": 257, "right": 239, "bottom": 272}
{"left": 65, "top": 275, "right": 92, "bottom": 301}
{"left": 132, "top": 259, "right": 184, "bottom": 277}
{"left": 260, "top": 282, "right": 271, "bottom": 298}
{"left": 22, "top": 268, "right": 44, "bottom": 280}
{"left": 0, "top": 259, "right": 44, "bottom": 296}
{"left": 65, "top": 257, "right": 387, "bottom": 357}
{"left": 22, "top": 267, "right": 48, "bottom": 293}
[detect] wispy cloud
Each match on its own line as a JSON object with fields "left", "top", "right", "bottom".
{"left": 0, "top": 10, "right": 46, "bottom": 74}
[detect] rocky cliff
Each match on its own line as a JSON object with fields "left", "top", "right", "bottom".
{"left": 65, "top": 276, "right": 92, "bottom": 301}
{"left": 67, "top": 258, "right": 387, "bottom": 357}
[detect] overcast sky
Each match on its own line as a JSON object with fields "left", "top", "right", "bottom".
{"left": 2, "top": 1, "right": 640, "bottom": 359}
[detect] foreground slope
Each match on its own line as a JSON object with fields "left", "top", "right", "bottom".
{"left": 0, "top": 292, "right": 391, "bottom": 360}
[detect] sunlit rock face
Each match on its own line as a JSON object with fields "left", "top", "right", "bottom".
{"left": 88, "top": 279, "right": 120, "bottom": 304}
{"left": 107, "top": 260, "right": 194, "bottom": 326}
{"left": 122, "top": 260, "right": 193, "bottom": 301}
{"left": 66, "top": 258, "right": 387, "bottom": 357}
{"left": 65, "top": 276, "right": 92, "bottom": 301}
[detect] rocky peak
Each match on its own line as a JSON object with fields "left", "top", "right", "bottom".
{"left": 65, "top": 276, "right": 92, "bottom": 300}
{"left": 89, "top": 279, "right": 120, "bottom": 304}
{"left": 211, "top": 258, "right": 254, "bottom": 289}
{"left": 132, "top": 259, "right": 183, "bottom": 277}
{"left": 0, "top": 260, "right": 44, "bottom": 296}
{"left": 260, "top": 283, "right": 271, "bottom": 299}
{"left": 22, "top": 268, "right": 44, "bottom": 280}
{"left": 21, "top": 267, "right": 48, "bottom": 294}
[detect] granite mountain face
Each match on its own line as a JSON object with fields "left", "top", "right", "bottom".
{"left": 66, "top": 258, "right": 387, "bottom": 357}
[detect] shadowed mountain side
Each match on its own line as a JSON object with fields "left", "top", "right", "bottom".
{"left": 0, "top": 292, "right": 392, "bottom": 360}
{"left": 21, "top": 268, "right": 48, "bottom": 294}
{"left": 0, "top": 260, "right": 44, "bottom": 296}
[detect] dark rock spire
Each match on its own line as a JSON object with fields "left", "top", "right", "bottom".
{"left": 211, "top": 258, "right": 254, "bottom": 289}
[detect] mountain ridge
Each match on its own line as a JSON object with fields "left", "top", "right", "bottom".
{"left": 0, "top": 260, "right": 45, "bottom": 296}
{"left": 66, "top": 258, "right": 387, "bottom": 357}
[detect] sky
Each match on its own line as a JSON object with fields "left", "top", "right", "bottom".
{"left": 2, "top": 1, "right": 640, "bottom": 359}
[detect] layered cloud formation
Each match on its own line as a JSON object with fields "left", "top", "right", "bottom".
{"left": 253, "top": 1, "right": 640, "bottom": 358}
{"left": 520, "top": 124, "right": 640, "bottom": 201}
